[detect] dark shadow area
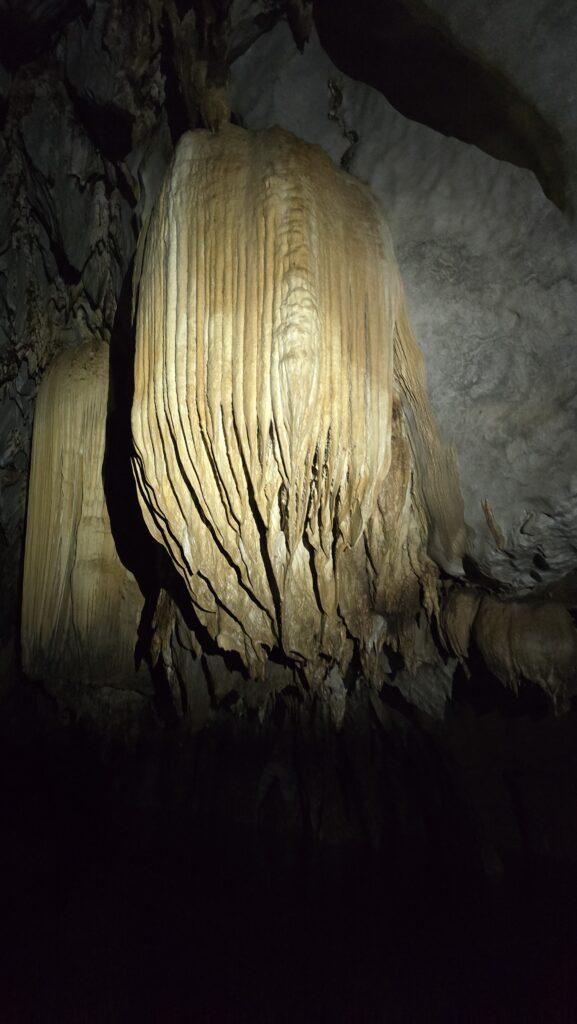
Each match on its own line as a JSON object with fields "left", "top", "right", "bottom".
{"left": 104, "top": 258, "right": 162, "bottom": 602}
{"left": 452, "top": 653, "right": 551, "bottom": 721}
{"left": 104, "top": 256, "right": 188, "bottom": 725}
{"left": 69, "top": 92, "right": 134, "bottom": 164}
{"left": 160, "top": 1, "right": 195, "bottom": 145}
{"left": 0, "top": 676, "right": 577, "bottom": 1021}
{"left": 104, "top": 258, "right": 251, "bottom": 718}
{"left": 0, "top": 0, "right": 82, "bottom": 69}
{"left": 314, "top": 0, "right": 567, "bottom": 210}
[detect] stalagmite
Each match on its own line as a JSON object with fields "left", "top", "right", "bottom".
{"left": 21, "top": 340, "right": 146, "bottom": 692}
{"left": 132, "top": 124, "right": 466, "bottom": 681}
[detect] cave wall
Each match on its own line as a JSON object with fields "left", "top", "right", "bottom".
{"left": 1, "top": 0, "right": 576, "bottom": 664}
{"left": 0, "top": 0, "right": 170, "bottom": 664}
{"left": 0, "top": 0, "right": 576, "bottom": 873}
{"left": 231, "top": 19, "right": 577, "bottom": 592}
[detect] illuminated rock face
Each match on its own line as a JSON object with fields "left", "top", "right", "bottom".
{"left": 132, "top": 125, "right": 465, "bottom": 680}
{"left": 22, "top": 341, "right": 145, "bottom": 691}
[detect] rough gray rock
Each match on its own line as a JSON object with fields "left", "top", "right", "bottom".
{"left": 0, "top": 61, "right": 9, "bottom": 107}
{"left": 418, "top": 0, "right": 577, "bottom": 219}
{"left": 64, "top": 0, "right": 164, "bottom": 149}
{"left": 230, "top": 23, "right": 577, "bottom": 592}
{"left": 21, "top": 88, "right": 107, "bottom": 275}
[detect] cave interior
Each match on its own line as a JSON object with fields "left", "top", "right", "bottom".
{"left": 1, "top": 0, "right": 577, "bottom": 1019}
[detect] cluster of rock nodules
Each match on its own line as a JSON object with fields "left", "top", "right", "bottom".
{"left": 131, "top": 124, "right": 465, "bottom": 686}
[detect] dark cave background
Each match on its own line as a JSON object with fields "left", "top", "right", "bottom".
{"left": 0, "top": 1, "right": 576, "bottom": 1020}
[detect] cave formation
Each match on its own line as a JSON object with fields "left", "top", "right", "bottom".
{"left": 131, "top": 122, "right": 464, "bottom": 684}
{"left": 21, "top": 340, "right": 146, "bottom": 693}
{"left": 1, "top": 1, "right": 577, "bottom": 1019}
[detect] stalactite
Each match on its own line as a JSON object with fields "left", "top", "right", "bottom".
{"left": 132, "top": 124, "right": 466, "bottom": 684}
{"left": 440, "top": 584, "right": 577, "bottom": 709}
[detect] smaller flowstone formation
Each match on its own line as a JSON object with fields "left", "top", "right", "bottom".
{"left": 132, "top": 124, "right": 465, "bottom": 686}
{"left": 441, "top": 587, "right": 577, "bottom": 710}
{"left": 21, "top": 340, "right": 147, "bottom": 703}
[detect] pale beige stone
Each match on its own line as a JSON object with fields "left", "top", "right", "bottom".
{"left": 22, "top": 340, "right": 145, "bottom": 689}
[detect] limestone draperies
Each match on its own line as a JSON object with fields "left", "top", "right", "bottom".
{"left": 132, "top": 124, "right": 465, "bottom": 680}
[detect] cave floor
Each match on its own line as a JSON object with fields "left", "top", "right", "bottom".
{"left": 0, "top": 701, "right": 576, "bottom": 1022}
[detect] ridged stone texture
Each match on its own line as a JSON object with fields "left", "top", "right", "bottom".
{"left": 132, "top": 125, "right": 465, "bottom": 681}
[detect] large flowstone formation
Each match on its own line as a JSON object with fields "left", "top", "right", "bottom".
{"left": 131, "top": 123, "right": 465, "bottom": 685}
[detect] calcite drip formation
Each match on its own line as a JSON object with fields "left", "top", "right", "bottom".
{"left": 21, "top": 126, "right": 577, "bottom": 722}
{"left": 131, "top": 125, "right": 465, "bottom": 682}
{"left": 21, "top": 342, "right": 149, "bottom": 701}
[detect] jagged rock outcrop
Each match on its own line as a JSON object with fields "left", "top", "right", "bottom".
{"left": 132, "top": 123, "right": 465, "bottom": 684}
{"left": 441, "top": 586, "right": 577, "bottom": 710}
{"left": 21, "top": 340, "right": 148, "bottom": 705}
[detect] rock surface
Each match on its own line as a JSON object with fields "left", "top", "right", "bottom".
{"left": 1, "top": 14, "right": 577, "bottom": 1004}
{"left": 417, "top": 0, "right": 577, "bottom": 218}
{"left": 230, "top": 22, "right": 577, "bottom": 593}
{"left": 21, "top": 340, "right": 149, "bottom": 710}
{"left": 0, "top": 0, "right": 574, "bottom": 730}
